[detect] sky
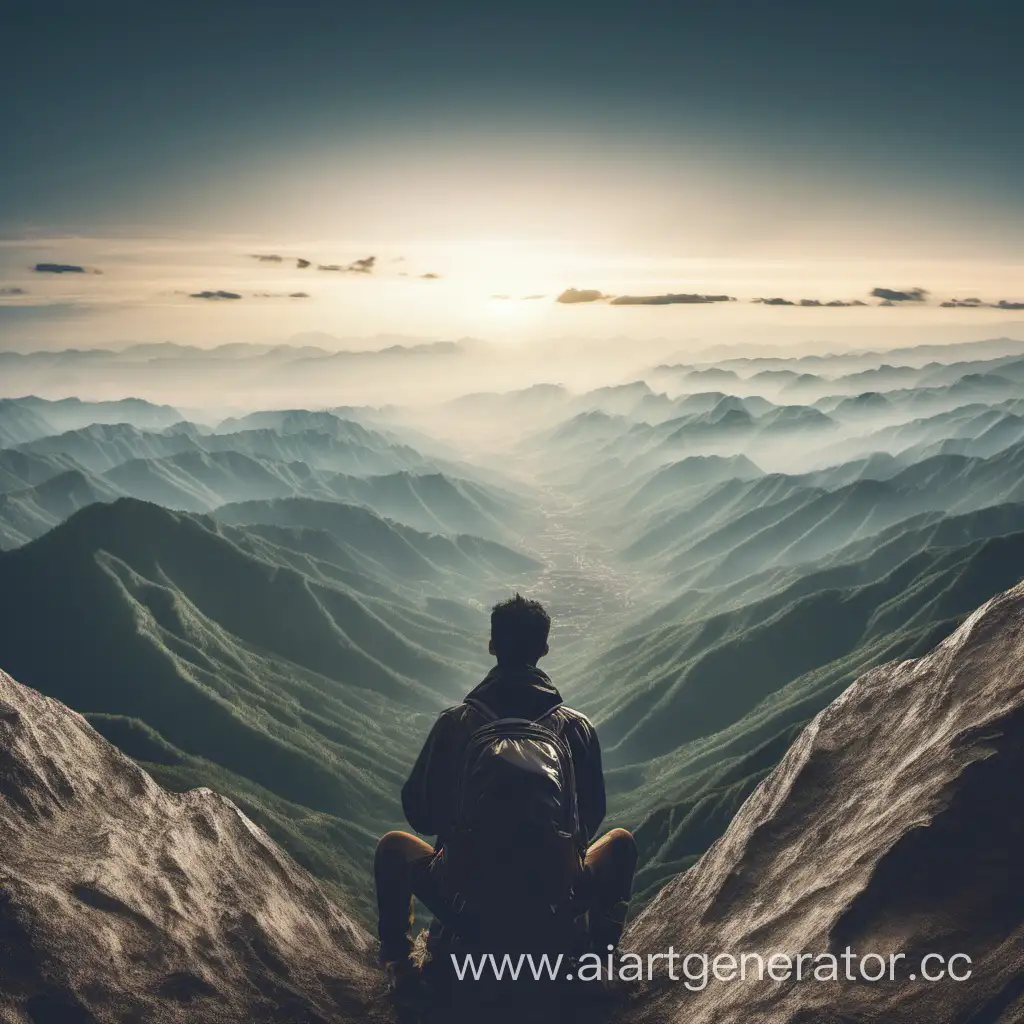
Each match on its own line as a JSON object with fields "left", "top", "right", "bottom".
{"left": 1, "top": 0, "right": 1022, "bottom": 349}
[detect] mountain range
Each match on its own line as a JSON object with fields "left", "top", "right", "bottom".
{"left": 3, "top": 334, "right": 1024, "bottom": 1022}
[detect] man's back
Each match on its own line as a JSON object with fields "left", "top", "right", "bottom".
{"left": 401, "top": 662, "right": 606, "bottom": 850}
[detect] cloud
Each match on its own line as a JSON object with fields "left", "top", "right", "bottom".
{"left": 610, "top": 293, "right": 734, "bottom": 306}
{"left": 289, "top": 291, "right": 310, "bottom": 298}
{"left": 33, "top": 262, "right": 100, "bottom": 274}
{"left": 420, "top": 272, "right": 441, "bottom": 279}
{"left": 250, "top": 253, "right": 283, "bottom": 262}
{"left": 252, "top": 291, "right": 311, "bottom": 298}
{"left": 0, "top": 286, "right": 27, "bottom": 296}
{"left": 870, "top": 286, "right": 929, "bottom": 302}
{"left": 522, "top": 294, "right": 546, "bottom": 300}
{"left": 937, "top": 297, "right": 1024, "bottom": 310}
{"left": 349, "top": 255, "right": 376, "bottom": 274}
{"left": 318, "top": 255, "right": 377, "bottom": 274}
{"left": 491, "top": 294, "right": 511, "bottom": 300}
{"left": 751, "top": 296, "right": 870, "bottom": 307}
{"left": 190, "top": 290, "right": 242, "bottom": 300}
{"left": 557, "top": 287, "right": 607, "bottom": 304}
{"left": 296, "top": 258, "right": 311, "bottom": 269}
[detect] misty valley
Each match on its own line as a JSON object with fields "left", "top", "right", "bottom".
{"left": 4, "top": 333, "right": 1024, "bottom": 937}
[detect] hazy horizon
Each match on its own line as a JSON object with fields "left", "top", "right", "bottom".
{"left": 3, "top": 1, "right": 1022, "bottom": 356}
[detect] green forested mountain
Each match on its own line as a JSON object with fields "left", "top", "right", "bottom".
{"left": 0, "top": 498, "right": 504, "bottom": 918}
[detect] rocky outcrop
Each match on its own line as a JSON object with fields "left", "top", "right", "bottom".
{"left": 624, "top": 581, "right": 1024, "bottom": 1023}
{"left": 0, "top": 668, "right": 382, "bottom": 1023}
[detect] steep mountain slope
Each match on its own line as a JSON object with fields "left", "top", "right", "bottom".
{"left": 214, "top": 496, "right": 539, "bottom": 581}
{"left": 625, "top": 579, "right": 1024, "bottom": 1024}
{"left": 0, "top": 441, "right": 525, "bottom": 546}
{"left": 586, "top": 529, "right": 1024, "bottom": 764}
{"left": 569, "top": 527, "right": 1024, "bottom": 903}
{"left": 814, "top": 401, "right": 1024, "bottom": 467}
{"left": 8, "top": 395, "right": 184, "bottom": 432}
{"left": 106, "top": 454, "right": 526, "bottom": 539}
{"left": 187, "top": 424, "right": 439, "bottom": 476}
{"left": 623, "top": 455, "right": 764, "bottom": 516}
{"left": 0, "top": 396, "right": 183, "bottom": 446}
{"left": 15, "top": 423, "right": 199, "bottom": 472}
{"left": 0, "top": 399, "right": 55, "bottom": 446}
{"left": 215, "top": 408, "right": 367, "bottom": 434}
{"left": 632, "top": 500, "right": 1024, "bottom": 630}
{"left": 624, "top": 441, "right": 1024, "bottom": 590}
{"left": 0, "top": 499, "right": 489, "bottom": 916}
{"left": 0, "top": 667, "right": 381, "bottom": 1023}
{"left": 309, "top": 470, "right": 529, "bottom": 541}
{"left": 103, "top": 449, "right": 311, "bottom": 511}
{"left": 15, "top": 417, "right": 436, "bottom": 478}
{"left": 0, "top": 448, "right": 84, "bottom": 494}
{"left": 0, "top": 469, "right": 124, "bottom": 548}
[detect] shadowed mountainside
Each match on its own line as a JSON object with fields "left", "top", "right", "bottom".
{"left": 0, "top": 498, "right": 503, "bottom": 919}
{"left": 624, "top": 578, "right": 1024, "bottom": 1024}
{"left": 580, "top": 515, "right": 1024, "bottom": 901}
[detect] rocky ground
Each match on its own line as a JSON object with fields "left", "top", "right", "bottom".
{"left": 0, "top": 667, "right": 383, "bottom": 1024}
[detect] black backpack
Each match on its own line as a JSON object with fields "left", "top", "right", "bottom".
{"left": 441, "top": 697, "right": 585, "bottom": 944}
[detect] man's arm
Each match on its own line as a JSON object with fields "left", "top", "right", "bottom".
{"left": 574, "top": 716, "right": 607, "bottom": 844}
{"left": 401, "top": 710, "right": 457, "bottom": 838}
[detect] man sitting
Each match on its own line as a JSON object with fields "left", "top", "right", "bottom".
{"left": 374, "top": 593, "right": 638, "bottom": 1001}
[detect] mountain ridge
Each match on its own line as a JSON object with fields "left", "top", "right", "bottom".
{"left": 624, "top": 577, "right": 1024, "bottom": 1023}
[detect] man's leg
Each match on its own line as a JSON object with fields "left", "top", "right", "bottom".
{"left": 582, "top": 828, "right": 638, "bottom": 951}
{"left": 374, "top": 830, "right": 435, "bottom": 965}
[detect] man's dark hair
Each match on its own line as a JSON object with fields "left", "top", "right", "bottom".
{"left": 490, "top": 593, "right": 551, "bottom": 664}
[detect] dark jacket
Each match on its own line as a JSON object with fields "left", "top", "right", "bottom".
{"left": 401, "top": 663, "right": 606, "bottom": 849}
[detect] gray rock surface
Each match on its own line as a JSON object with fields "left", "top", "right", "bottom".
{"left": 0, "top": 668, "right": 383, "bottom": 1023}
{"left": 624, "top": 581, "right": 1024, "bottom": 1023}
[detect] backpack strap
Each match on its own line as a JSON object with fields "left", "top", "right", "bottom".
{"left": 533, "top": 701, "right": 565, "bottom": 726}
{"left": 465, "top": 697, "right": 565, "bottom": 727}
